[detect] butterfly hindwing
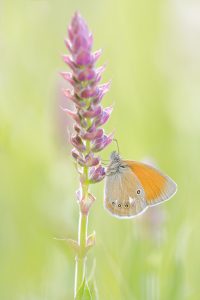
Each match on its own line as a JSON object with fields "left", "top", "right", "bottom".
{"left": 104, "top": 167, "right": 147, "bottom": 218}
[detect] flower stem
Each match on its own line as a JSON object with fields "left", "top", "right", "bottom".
{"left": 74, "top": 211, "right": 88, "bottom": 298}
{"left": 74, "top": 161, "right": 90, "bottom": 298}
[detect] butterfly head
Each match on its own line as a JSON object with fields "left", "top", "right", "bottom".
{"left": 110, "top": 151, "right": 120, "bottom": 162}
{"left": 106, "top": 151, "right": 127, "bottom": 176}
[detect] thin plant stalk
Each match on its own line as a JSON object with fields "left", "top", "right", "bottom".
{"left": 74, "top": 138, "right": 90, "bottom": 296}
{"left": 74, "top": 213, "right": 88, "bottom": 296}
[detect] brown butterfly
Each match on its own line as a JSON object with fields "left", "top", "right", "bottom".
{"left": 104, "top": 151, "right": 177, "bottom": 218}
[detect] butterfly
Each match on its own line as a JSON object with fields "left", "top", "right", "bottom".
{"left": 104, "top": 151, "right": 177, "bottom": 218}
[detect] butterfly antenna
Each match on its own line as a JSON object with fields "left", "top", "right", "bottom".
{"left": 113, "top": 138, "right": 120, "bottom": 154}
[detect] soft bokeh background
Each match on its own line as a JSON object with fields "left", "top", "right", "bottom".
{"left": 1, "top": 0, "right": 200, "bottom": 299}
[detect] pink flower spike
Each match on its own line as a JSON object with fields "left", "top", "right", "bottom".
{"left": 62, "top": 12, "right": 114, "bottom": 202}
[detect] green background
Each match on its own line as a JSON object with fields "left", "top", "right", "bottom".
{"left": 1, "top": 0, "right": 200, "bottom": 299}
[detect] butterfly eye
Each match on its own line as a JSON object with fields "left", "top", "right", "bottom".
{"left": 118, "top": 203, "right": 122, "bottom": 208}
{"left": 124, "top": 203, "right": 129, "bottom": 208}
{"left": 137, "top": 189, "right": 141, "bottom": 194}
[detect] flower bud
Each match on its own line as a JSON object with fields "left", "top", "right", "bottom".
{"left": 85, "top": 153, "right": 100, "bottom": 167}
{"left": 89, "top": 165, "right": 106, "bottom": 183}
{"left": 95, "top": 106, "right": 113, "bottom": 127}
{"left": 81, "top": 128, "right": 104, "bottom": 141}
{"left": 70, "top": 134, "right": 86, "bottom": 152}
{"left": 76, "top": 51, "right": 93, "bottom": 66}
{"left": 63, "top": 55, "right": 77, "bottom": 71}
{"left": 80, "top": 193, "right": 96, "bottom": 215}
{"left": 91, "top": 133, "right": 113, "bottom": 152}
{"left": 80, "top": 106, "right": 102, "bottom": 118}
{"left": 62, "top": 88, "right": 86, "bottom": 108}
{"left": 92, "top": 49, "right": 102, "bottom": 63}
{"left": 77, "top": 68, "right": 96, "bottom": 81}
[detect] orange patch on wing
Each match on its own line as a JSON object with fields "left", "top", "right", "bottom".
{"left": 125, "top": 161, "right": 166, "bottom": 203}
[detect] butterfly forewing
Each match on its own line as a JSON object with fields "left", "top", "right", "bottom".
{"left": 125, "top": 160, "right": 177, "bottom": 206}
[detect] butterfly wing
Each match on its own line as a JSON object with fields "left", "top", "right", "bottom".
{"left": 125, "top": 160, "right": 177, "bottom": 206}
{"left": 104, "top": 167, "right": 147, "bottom": 218}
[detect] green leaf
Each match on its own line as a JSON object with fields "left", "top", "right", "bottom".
{"left": 66, "top": 238, "right": 80, "bottom": 255}
{"left": 54, "top": 237, "right": 80, "bottom": 256}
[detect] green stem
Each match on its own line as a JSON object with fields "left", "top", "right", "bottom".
{"left": 74, "top": 165, "right": 90, "bottom": 298}
{"left": 74, "top": 212, "right": 88, "bottom": 298}
{"left": 74, "top": 117, "right": 92, "bottom": 298}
